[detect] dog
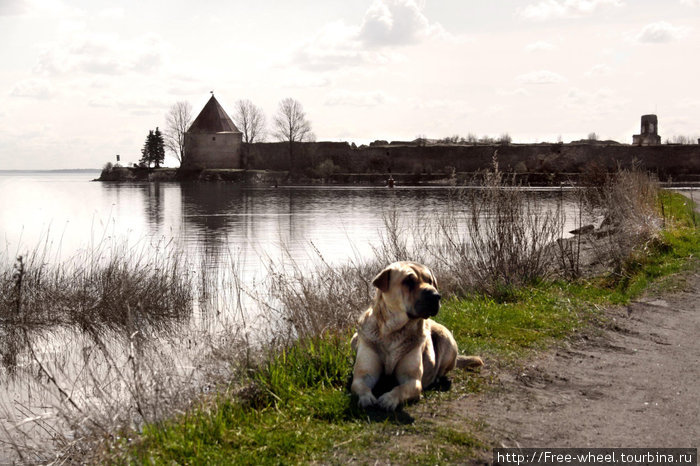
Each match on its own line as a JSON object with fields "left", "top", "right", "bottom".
{"left": 350, "top": 261, "right": 483, "bottom": 411}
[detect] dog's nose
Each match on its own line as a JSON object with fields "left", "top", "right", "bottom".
{"left": 423, "top": 290, "right": 441, "bottom": 303}
{"left": 422, "top": 290, "right": 441, "bottom": 312}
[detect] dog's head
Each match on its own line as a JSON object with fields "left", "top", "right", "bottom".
{"left": 372, "top": 261, "right": 441, "bottom": 319}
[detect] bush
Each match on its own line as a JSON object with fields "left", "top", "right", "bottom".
{"left": 498, "top": 133, "right": 512, "bottom": 145}
{"left": 431, "top": 159, "right": 563, "bottom": 298}
{"left": 314, "top": 159, "right": 339, "bottom": 180}
{"left": 100, "top": 162, "right": 114, "bottom": 178}
{"left": 588, "top": 166, "right": 661, "bottom": 278}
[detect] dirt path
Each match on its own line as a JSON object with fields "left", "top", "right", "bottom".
{"left": 464, "top": 272, "right": 699, "bottom": 453}
{"left": 439, "top": 190, "right": 700, "bottom": 461}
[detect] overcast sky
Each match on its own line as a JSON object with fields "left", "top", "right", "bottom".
{"left": 1, "top": 0, "right": 699, "bottom": 169}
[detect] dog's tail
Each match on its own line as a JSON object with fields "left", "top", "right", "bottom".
{"left": 456, "top": 355, "right": 484, "bottom": 371}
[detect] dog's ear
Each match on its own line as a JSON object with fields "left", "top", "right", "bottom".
{"left": 372, "top": 268, "right": 391, "bottom": 292}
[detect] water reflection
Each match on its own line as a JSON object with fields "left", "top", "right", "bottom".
{"left": 143, "top": 182, "right": 165, "bottom": 229}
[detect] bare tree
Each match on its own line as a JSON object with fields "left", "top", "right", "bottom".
{"left": 273, "top": 98, "right": 312, "bottom": 143}
{"left": 666, "top": 134, "right": 698, "bottom": 145}
{"left": 273, "top": 98, "right": 313, "bottom": 172}
{"left": 233, "top": 99, "right": 266, "bottom": 143}
{"left": 164, "top": 101, "right": 193, "bottom": 165}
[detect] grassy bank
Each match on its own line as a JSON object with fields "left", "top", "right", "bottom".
{"left": 109, "top": 190, "right": 699, "bottom": 464}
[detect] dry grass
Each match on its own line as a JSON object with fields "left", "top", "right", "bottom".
{"left": 429, "top": 164, "right": 564, "bottom": 298}
{"left": 587, "top": 166, "right": 662, "bottom": 277}
{"left": 257, "top": 245, "right": 378, "bottom": 344}
{"left": 0, "top": 240, "right": 253, "bottom": 463}
{"left": 0, "top": 239, "right": 193, "bottom": 333}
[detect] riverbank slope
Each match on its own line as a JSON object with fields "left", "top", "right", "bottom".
{"left": 109, "top": 191, "right": 700, "bottom": 464}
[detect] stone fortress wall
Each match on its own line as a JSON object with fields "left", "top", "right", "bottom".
{"left": 244, "top": 141, "right": 700, "bottom": 181}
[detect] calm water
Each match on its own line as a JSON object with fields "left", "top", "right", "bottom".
{"left": 0, "top": 172, "right": 578, "bottom": 273}
{"left": 0, "top": 171, "right": 480, "bottom": 276}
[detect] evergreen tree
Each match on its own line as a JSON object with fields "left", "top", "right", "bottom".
{"left": 153, "top": 127, "right": 165, "bottom": 168}
{"left": 139, "top": 128, "right": 166, "bottom": 168}
{"left": 140, "top": 130, "right": 155, "bottom": 167}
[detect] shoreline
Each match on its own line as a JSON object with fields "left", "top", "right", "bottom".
{"left": 96, "top": 166, "right": 700, "bottom": 187}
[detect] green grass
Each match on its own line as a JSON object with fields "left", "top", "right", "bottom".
{"left": 114, "top": 191, "right": 700, "bottom": 465}
{"left": 119, "top": 333, "right": 372, "bottom": 464}
{"left": 437, "top": 284, "right": 594, "bottom": 362}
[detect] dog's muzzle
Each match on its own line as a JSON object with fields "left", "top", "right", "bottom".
{"left": 411, "top": 289, "right": 441, "bottom": 318}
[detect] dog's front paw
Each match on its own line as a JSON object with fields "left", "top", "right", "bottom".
{"left": 377, "top": 392, "right": 401, "bottom": 411}
{"left": 358, "top": 393, "right": 377, "bottom": 408}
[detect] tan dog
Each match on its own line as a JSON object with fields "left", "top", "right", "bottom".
{"left": 351, "top": 261, "right": 483, "bottom": 411}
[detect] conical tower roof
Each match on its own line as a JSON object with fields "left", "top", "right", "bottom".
{"left": 187, "top": 95, "right": 240, "bottom": 133}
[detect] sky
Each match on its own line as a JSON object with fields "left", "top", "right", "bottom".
{"left": 1, "top": 0, "right": 699, "bottom": 169}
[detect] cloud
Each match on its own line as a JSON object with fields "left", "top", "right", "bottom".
{"left": 358, "top": 0, "right": 443, "bottom": 47}
{"left": 284, "top": 75, "right": 332, "bottom": 89}
{"left": 293, "top": 20, "right": 390, "bottom": 71}
{"left": 325, "top": 90, "right": 388, "bottom": 107}
{"left": 680, "top": 0, "right": 700, "bottom": 5}
{"left": 561, "top": 87, "right": 622, "bottom": 116}
{"left": 516, "top": 70, "right": 566, "bottom": 85}
{"left": 87, "top": 95, "right": 117, "bottom": 108}
{"left": 525, "top": 40, "right": 555, "bottom": 52}
{"left": 18, "top": 0, "right": 85, "bottom": 20}
{"left": 634, "top": 21, "right": 688, "bottom": 43}
{"left": 10, "top": 78, "right": 55, "bottom": 99}
{"left": 520, "top": 0, "right": 624, "bottom": 21}
{"left": 584, "top": 64, "right": 613, "bottom": 77}
{"left": 495, "top": 87, "right": 531, "bottom": 97}
{"left": 0, "top": 0, "right": 28, "bottom": 15}
{"left": 34, "top": 32, "right": 169, "bottom": 77}
{"left": 87, "top": 95, "right": 170, "bottom": 115}
{"left": 292, "top": 0, "right": 443, "bottom": 71}
{"left": 97, "top": 7, "right": 124, "bottom": 19}
{"left": 408, "top": 98, "right": 476, "bottom": 116}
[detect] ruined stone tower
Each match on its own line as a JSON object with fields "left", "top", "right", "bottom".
{"left": 632, "top": 114, "right": 661, "bottom": 146}
{"left": 182, "top": 95, "right": 242, "bottom": 169}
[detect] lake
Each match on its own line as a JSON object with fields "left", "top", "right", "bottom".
{"left": 0, "top": 171, "right": 582, "bottom": 459}
{"left": 0, "top": 171, "right": 579, "bottom": 273}
{"left": 0, "top": 171, "right": 586, "bottom": 343}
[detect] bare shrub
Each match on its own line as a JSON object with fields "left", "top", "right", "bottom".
{"left": 428, "top": 160, "right": 564, "bottom": 297}
{"left": 554, "top": 186, "right": 587, "bottom": 280}
{"left": 372, "top": 208, "right": 421, "bottom": 266}
{"left": 586, "top": 166, "right": 661, "bottom": 277}
{"left": 260, "top": 248, "right": 378, "bottom": 343}
{"left": 666, "top": 135, "right": 698, "bottom": 145}
{"left": 498, "top": 133, "right": 512, "bottom": 145}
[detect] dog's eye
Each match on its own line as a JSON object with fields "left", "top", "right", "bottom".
{"left": 403, "top": 276, "right": 416, "bottom": 289}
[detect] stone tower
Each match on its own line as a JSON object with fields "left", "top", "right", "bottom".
{"left": 632, "top": 114, "right": 661, "bottom": 146}
{"left": 182, "top": 95, "right": 242, "bottom": 169}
